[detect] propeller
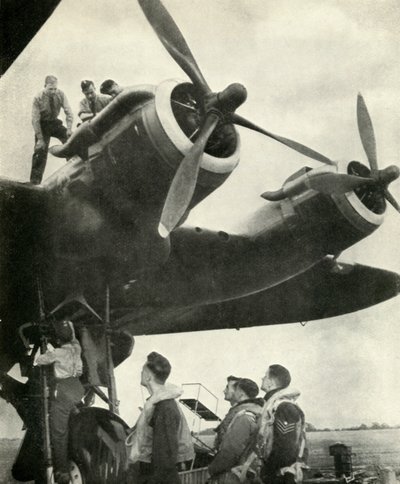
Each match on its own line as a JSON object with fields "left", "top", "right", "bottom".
{"left": 356, "top": 93, "right": 400, "bottom": 212}
{"left": 232, "top": 113, "right": 334, "bottom": 166}
{"left": 138, "top": 0, "right": 342, "bottom": 237}
{"left": 262, "top": 172, "right": 375, "bottom": 202}
{"left": 357, "top": 94, "right": 378, "bottom": 172}
{"left": 138, "top": 0, "right": 211, "bottom": 95}
{"left": 158, "top": 112, "right": 220, "bottom": 237}
{"left": 305, "top": 173, "right": 374, "bottom": 195}
{"left": 138, "top": 1, "right": 399, "bottom": 233}
{"left": 263, "top": 94, "right": 399, "bottom": 205}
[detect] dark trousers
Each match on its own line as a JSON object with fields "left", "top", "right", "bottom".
{"left": 128, "top": 461, "right": 181, "bottom": 484}
{"left": 31, "top": 119, "right": 68, "bottom": 184}
{"left": 261, "top": 473, "right": 296, "bottom": 484}
{"left": 50, "top": 377, "right": 84, "bottom": 474}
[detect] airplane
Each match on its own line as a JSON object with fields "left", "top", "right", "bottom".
{"left": 0, "top": 0, "right": 61, "bottom": 76}
{"left": 0, "top": 0, "right": 399, "bottom": 482}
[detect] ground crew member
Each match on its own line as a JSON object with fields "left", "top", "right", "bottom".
{"left": 78, "top": 80, "right": 111, "bottom": 122}
{"left": 100, "top": 79, "right": 124, "bottom": 98}
{"left": 35, "top": 320, "right": 84, "bottom": 484}
{"left": 30, "top": 75, "right": 73, "bottom": 184}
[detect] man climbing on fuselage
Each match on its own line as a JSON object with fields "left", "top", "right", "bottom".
{"left": 35, "top": 320, "right": 84, "bottom": 484}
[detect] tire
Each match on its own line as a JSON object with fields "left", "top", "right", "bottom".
{"left": 69, "top": 407, "right": 129, "bottom": 484}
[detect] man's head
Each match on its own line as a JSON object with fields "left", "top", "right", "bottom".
{"left": 53, "top": 320, "right": 74, "bottom": 345}
{"left": 81, "top": 80, "right": 96, "bottom": 101}
{"left": 44, "top": 75, "right": 58, "bottom": 96}
{"left": 223, "top": 375, "right": 240, "bottom": 405}
{"left": 233, "top": 378, "right": 259, "bottom": 403}
{"left": 100, "top": 79, "right": 122, "bottom": 98}
{"left": 141, "top": 352, "right": 171, "bottom": 387}
{"left": 261, "top": 364, "right": 291, "bottom": 393}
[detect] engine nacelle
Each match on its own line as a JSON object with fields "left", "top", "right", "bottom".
{"left": 47, "top": 80, "right": 240, "bottom": 215}
{"left": 277, "top": 160, "right": 384, "bottom": 256}
{"left": 43, "top": 81, "right": 241, "bottom": 268}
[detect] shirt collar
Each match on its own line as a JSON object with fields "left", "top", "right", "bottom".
{"left": 264, "top": 387, "right": 282, "bottom": 402}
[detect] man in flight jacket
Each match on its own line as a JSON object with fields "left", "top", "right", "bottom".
{"left": 136, "top": 352, "right": 194, "bottom": 484}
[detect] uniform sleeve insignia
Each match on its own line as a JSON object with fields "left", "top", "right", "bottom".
{"left": 243, "top": 411, "right": 257, "bottom": 422}
{"left": 276, "top": 419, "right": 296, "bottom": 434}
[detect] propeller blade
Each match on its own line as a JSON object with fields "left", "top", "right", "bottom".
{"left": 232, "top": 113, "right": 334, "bottom": 165}
{"left": 383, "top": 187, "right": 400, "bottom": 213}
{"left": 159, "top": 112, "right": 220, "bottom": 237}
{"left": 357, "top": 93, "right": 378, "bottom": 172}
{"left": 138, "top": 0, "right": 211, "bottom": 94}
{"left": 306, "top": 172, "right": 374, "bottom": 195}
{"left": 262, "top": 173, "right": 375, "bottom": 201}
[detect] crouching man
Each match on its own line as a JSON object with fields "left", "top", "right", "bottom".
{"left": 208, "top": 378, "right": 263, "bottom": 483}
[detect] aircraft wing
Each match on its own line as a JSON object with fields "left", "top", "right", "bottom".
{"left": 1, "top": 1, "right": 61, "bottom": 75}
{"left": 114, "top": 258, "right": 399, "bottom": 334}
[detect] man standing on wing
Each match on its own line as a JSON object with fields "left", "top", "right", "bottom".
{"left": 100, "top": 79, "right": 124, "bottom": 98}
{"left": 30, "top": 75, "right": 73, "bottom": 184}
{"left": 78, "top": 80, "right": 111, "bottom": 122}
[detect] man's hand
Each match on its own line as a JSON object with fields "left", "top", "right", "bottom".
{"left": 35, "top": 139, "right": 46, "bottom": 151}
{"left": 80, "top": 113, "right": 94, "bottom": 122}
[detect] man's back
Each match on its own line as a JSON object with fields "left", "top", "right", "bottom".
{"left": 150, "top": 398, "right": 181, "bottom": 484}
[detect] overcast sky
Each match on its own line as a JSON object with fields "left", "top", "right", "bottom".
{"left": 0, "top": 0, "right": 399, "bottom": 438}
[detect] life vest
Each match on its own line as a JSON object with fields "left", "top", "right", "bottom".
{"left": 215, "top": 401, "right": 262, "bottom": 452}
{"left": 210, "top": 402, "right": 263, "bottom": 484}
{"left": 126, "top": 384, "right": 194, "bottom": 465}
{"left": 231, "top": 387, "right": 307, "bottom": 484}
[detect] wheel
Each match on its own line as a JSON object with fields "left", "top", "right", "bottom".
{"left": 69, "top": 461, "right": 83, "bottom": 484}
{"left": 69, "top": 407, "right": 129, "bottom": 484}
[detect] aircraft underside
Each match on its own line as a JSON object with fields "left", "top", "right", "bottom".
{"left": 1, "top": 0, "right": 399, "bottom": 482}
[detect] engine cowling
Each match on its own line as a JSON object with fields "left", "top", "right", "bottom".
{"left": 277, "top": 160, "right": 384, "bottom": 256}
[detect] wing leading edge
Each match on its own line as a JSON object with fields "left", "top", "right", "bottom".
{"left": 114, "top": 259, "right": 399, "bottom": 335}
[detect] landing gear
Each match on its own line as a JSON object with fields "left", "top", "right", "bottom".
{"left": 69, "top": 408, "right": 129, "bottom": 484}
{"left": 6, "top": 277, "right": 132, "bottom": 483}
{"left": 69, "top": 462, "right": 83, "bottom": 484}
{"left": 11, "top": 405, "right": 129, "bottom": 483}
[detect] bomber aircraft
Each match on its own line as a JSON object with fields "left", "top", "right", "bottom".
{"left": 0, "top": 0, "right": 399, "bottom": 482}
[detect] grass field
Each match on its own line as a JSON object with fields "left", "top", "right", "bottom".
{"left": 1, "top": 429, "right": 399, "bottom": 483}
{"left": 307, "top": 428, "right": 400, "bottom": 470}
